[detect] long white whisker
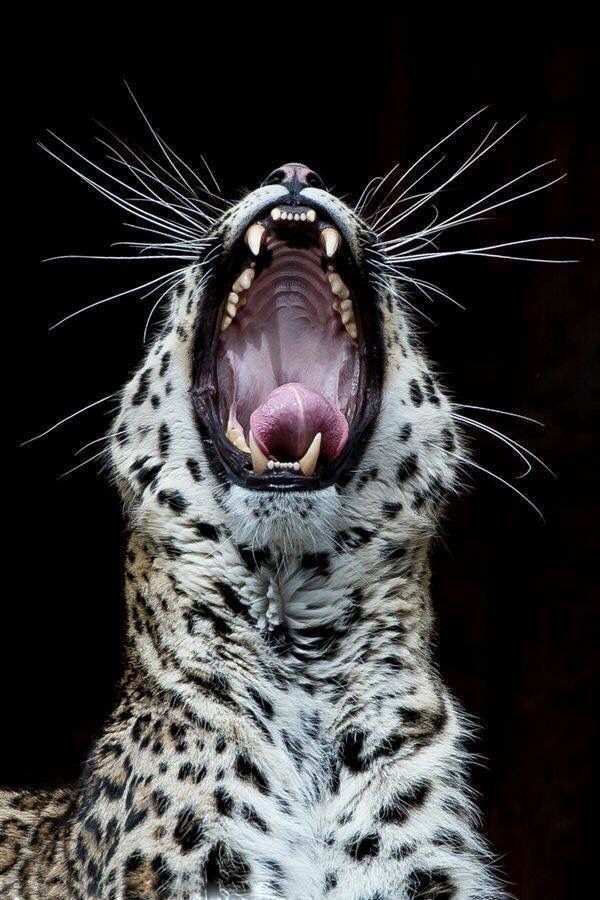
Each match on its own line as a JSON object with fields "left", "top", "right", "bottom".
{"left": 354, "top": 171, "right": 391, "bottom": 216}
{"left": 200, "top": 154, "right": 222, "bottom": 194}
{"left": 379, "top": 170, "right": 567, "bottom": 255}
{"left": 46, "top": 132, "right": 206, "bottom": 234}
{"left": 370, "top": 155, "right": 447, "bottom": 229}
{"left": 58, "top": 446, "right": 112, "bottom": 480}
{"left": 98, "top": 136, "right": 203, "bottom": 215}
{"left": 454, "top": 413, "right": 554, "bottom": 478}
{"left": 75, "top": 429, "right": 126, "bottom": 456}
{"left": 384, "top": 235, "right": 589, "bottom": 263}
{"left": 377, "top": 117, "right": 526, "bottom": 236}
{"left": 45, "top": 254, "right": 196, "bottom": 263}
{"left": 50, "top": 267, "right": 190, "bottom": 330}
{"left": 21, "top": 393, "right": 118, "bottom": 445}
{"left": 124, "top": 82, "right": 223, "bottom": 202}
{"left": 40, "top": 143, "right": 197, "bottom": 241}
{"left": 366, "top": 107, "right": 488, "bottom": 223}
{"left": 454, "top": 404, "right": 545, "bottom": 426}
{"left": 453, "top": 452, "right": 544, "bottom": 520}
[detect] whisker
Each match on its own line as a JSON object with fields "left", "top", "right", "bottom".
{"left": 124, "top": 82, "right": 225, "bottom": 203}
{"left": 21, "top": 392, "right": 118, "bottom": 445}
{"left": 58, "top": 446, "right": 112, "bottom": 480}
{"left": 364, "top": 106, "right": 488, "bottom": 222}
{"left": 40, "top": 142, "right": 198, "bottom": 242}
{"left": 452, "top": 452, "right": 545, "bottom": 520}
{"left": 454, "top": 413, "right": 554, "bottom": 478}
{"left": 454, "top": 404, "right": 545, "bottom": 426}
{"left": 75, "top": 429, "right": 127, "bottom": 456}
{"left": 49, "top": 266, "right": 191, "bottom": 330}
{"left": 377, "top": 117, "right": 527, "bottom": 236}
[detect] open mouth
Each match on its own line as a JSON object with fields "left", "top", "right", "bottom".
{"left": 192, "top": 199, "right": 382, "bottom": 491}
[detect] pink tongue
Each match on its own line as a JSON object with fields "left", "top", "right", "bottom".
{"left": 250, "top": 383, "right": 348, "bottom": 461}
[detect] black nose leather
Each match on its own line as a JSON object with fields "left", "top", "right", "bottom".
{"left": 261, "top": 163, "right": 324, "bottom": 197}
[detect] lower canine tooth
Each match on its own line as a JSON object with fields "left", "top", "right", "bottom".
{"left": 321, "top": 227, "right": 341, "bottom": 258}
{"left": 245, "top": 223, "right": 266, "bottom": 256}
{"left": 249, "top": 431, "right": 268, "bottom": 475}
{"left": 234, "top": 435, "right": 251, "bottom": 453}
{"left": 299, "top": 433, "right": 322, "bottom": 476}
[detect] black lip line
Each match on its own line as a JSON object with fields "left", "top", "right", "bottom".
{"left": 191, "top": 197, "right": 384, "bottom": 492}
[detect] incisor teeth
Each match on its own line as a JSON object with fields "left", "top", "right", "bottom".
{"left": 321, "top": 227, "right": 341, "bottom": 258}
{"left": 245, "top": 223, "right": 266, "bottom": 256}
{"left": 249, "top": 431, "right": 268, "bottom": 475}
{"left": 232, "top": 268, "right": 255, "bottom": 293}
{"left": 299, "top": 433, "right": 322, "bottom": 476}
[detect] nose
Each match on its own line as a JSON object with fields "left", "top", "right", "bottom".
{"left": 261, "top": 163, "right": 325, "bottom": 196}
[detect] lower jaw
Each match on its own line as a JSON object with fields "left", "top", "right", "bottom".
{"left": 192, "top": 392, "right": 382, "bottom": 494}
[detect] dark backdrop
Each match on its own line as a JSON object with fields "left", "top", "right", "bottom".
{"left": 3, "top": 4, "right": 597, "bottom": 899}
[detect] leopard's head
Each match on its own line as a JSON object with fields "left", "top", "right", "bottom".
{"left": 109, "top": 161, "right": 459, "bottom": 555}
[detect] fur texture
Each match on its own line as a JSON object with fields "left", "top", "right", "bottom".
{"left": 1, "top": 173, "right": 506, "bottom": 899}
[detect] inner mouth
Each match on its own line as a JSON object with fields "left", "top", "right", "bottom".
{"left": 193, "top": 201, "right": 380, "bottom": 490}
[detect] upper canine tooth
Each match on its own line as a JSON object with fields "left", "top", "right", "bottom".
{"left": 249, "top": 430, "right": 268, "bottom": 475}
{"left": 245, "top": 223, "right": 266, "bottom": 256}
{"left": 321, "top": 227, "right": 341, "bottom": 258}
{"left": 232, "top": 268, "right": 255, "bottom": 293}
{"left": 299, "top": 432, "right": 321, "bottom": 476}
{"left": 271, "top": 208, "right": 281, "bottom": 221}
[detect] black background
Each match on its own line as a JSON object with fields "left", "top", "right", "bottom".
{"left": 3, "top": 4, "right": 597, "bottom": 898}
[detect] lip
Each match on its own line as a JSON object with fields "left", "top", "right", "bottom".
{"left": 191, "top": 195, "right": 383, "bottom": 492}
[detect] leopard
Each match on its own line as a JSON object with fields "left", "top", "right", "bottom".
{"left": 0, "top": 138, "right": 518, "bottom": 899}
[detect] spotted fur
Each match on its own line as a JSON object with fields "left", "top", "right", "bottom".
{"left": 1, "top": 176, "right": 505, "bottom": 899}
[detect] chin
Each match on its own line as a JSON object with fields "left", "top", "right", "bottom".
{"left": 222, "top": 483, "right": 343, "bottom": 554}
